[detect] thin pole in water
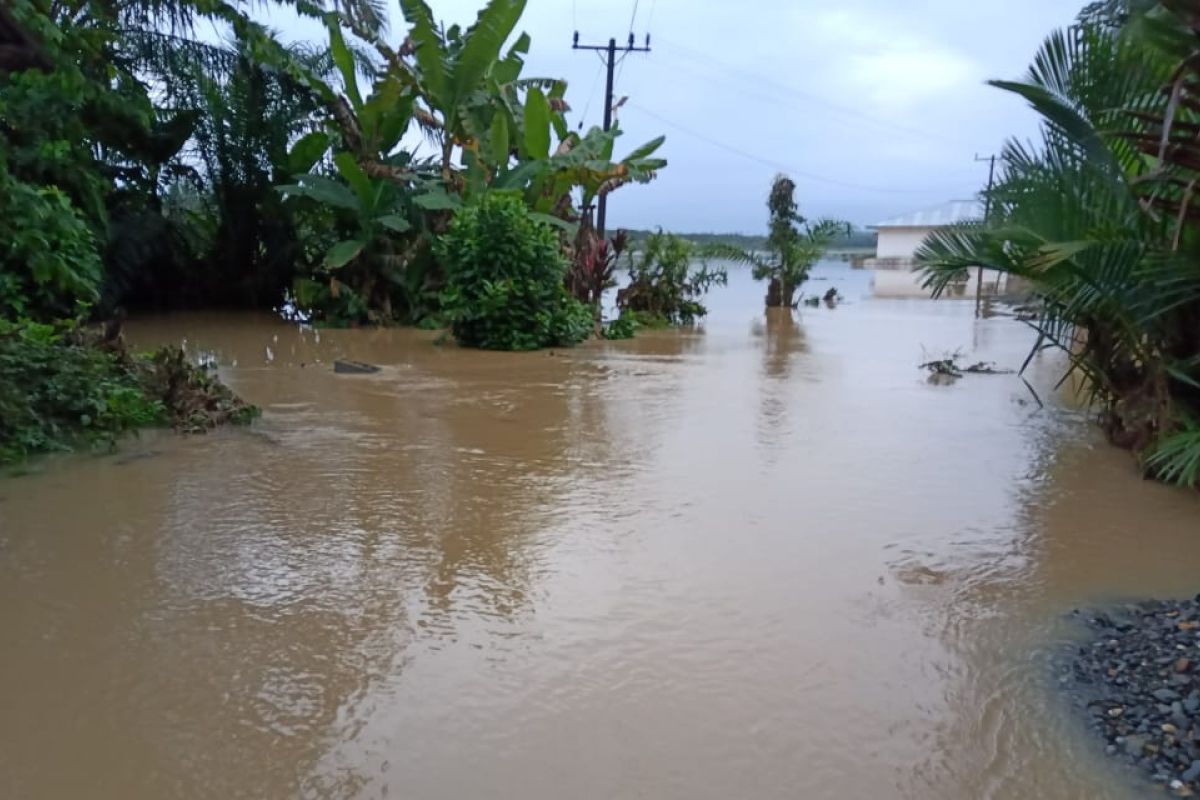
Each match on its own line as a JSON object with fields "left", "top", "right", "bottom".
{"left": 974, "top": 153, "right": 997, "bottom": 318}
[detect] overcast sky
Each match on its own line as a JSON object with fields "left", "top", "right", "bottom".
{"left": 266, "top": 0, "right": 1083, "bottom": 232}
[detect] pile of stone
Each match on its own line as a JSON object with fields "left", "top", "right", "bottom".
{"left": 1063, "top": 597, "right": 1200, "bottom": 796}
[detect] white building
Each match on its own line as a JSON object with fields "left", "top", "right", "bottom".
{"left": 866, "top": 199, "right": 983, "bottom": 268}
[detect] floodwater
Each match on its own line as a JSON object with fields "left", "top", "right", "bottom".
{"left": 2, "top": 263, "right": 1199, "bottom": 800}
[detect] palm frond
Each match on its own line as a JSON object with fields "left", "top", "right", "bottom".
{"left": 1146, "top": 420, "right": 1200, "bottom": 486}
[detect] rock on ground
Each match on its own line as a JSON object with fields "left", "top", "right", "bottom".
{"left": 1059, "top": 596, "right": 1200, "bottom": 797}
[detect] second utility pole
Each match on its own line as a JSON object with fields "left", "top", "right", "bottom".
{"left": 573, "top": 31, "right": 650, "bottom": 237}
{"left": 974, "top": 153, "right": 996, "bottom": 318}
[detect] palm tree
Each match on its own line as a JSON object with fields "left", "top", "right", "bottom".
{"left": 916, "top": 4, "right": 1200, "bottom": 485}
{"left": 713, "top": 175, "right": 848, "bottom": 308}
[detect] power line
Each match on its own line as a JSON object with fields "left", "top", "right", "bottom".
{"left": 613, "top": 0, "right": 642, "bottom": 93}
{"left": 625, "top": 102, "right": 980, "bottom": 196}
{"left": 614, "top": 49, "right": 630, "bottom": 93}
{"left": 576, "top": 53, "right": 605, "bottom": 130}
{"left": 635, "top": 56, "right": 980, "bottom": 184}
{"left": 658, "top": 39, "right": 972, "bottom": 148}
{"left": 648, "top": 55, "right": 979, "bottom": 168}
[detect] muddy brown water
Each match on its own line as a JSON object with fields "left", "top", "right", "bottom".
{"left": 3, "top": 264, "right": 1200, "bottom": 799}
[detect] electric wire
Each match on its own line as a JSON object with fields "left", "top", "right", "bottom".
{"left": 658, "top": 39, "right": 971, "bottom": 148}
{"left": 626, "top": 102, "right": 981, "bottom": 196}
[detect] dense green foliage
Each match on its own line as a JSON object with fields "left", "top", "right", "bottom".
{"left": 438, "top": 194, "right": 592, "bottom": 350}
{"left": 602, "top": 313, "right": 639, "bottom": 340}
{"left": 268, "top": 0, "right": 668, "bottom": 328}
{"left": 0, "top": 0, "right": 325, "bottom": 313}
{"left": 916, "top": 1, "right": 1200, "bottom": 487}
{"left": 714, "top": 175, "right": 848, "bottom": 307}
{"left": 1, "top": 0, "right": 667, "bottom": 327}
{"left": 617, "top": 231, "right": 727, "bottom": 324}
{"left": 0, "top": 323, "right": 164, "bottom": 463}
{"left": 0, "top": 167, "right": 102, "bottom": 321}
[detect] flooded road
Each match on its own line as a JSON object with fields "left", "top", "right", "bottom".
{"left": 2, "top": 263, "right": 1199, "bottom": 799}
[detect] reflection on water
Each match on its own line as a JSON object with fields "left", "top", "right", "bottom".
{"left": 751, "top": 308, "right": 810, "bottom": 458}
{"left": 2, "top": 263, "right": 1199, "bottom": 799}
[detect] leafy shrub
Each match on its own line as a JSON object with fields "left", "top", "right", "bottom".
{"left": 602, "top": 313, "right": 639, "bottom": 340}
{"left": 141, "top": 346, "right": 260, "bottom": 433}
{"left": 0, "top": 322, "right": 164, "bottom": 463}
{"left": 438, "top": 193, "right": 592, "bottom": 350}
{"left": 616, "top": 230, "right": 726, "bottom": 324}
{"left": 624, "top": 310, "right": 671, "bottom": 329}
{"left": 0, "top": 169, "right": 103, "bottom": 321}
{"left": 0, "top": 321, "right": 259, "bottom": 465}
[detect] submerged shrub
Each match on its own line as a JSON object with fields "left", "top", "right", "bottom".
{"left": 0, "top": 321, "right": 258, "bottom": 465}
{"left": 438, "top": 194, "right": 592, "bottom": 350}
{"left": 616, "top": 231, "right": 726, "bottom": 324}
{"left": 602, "top": 313, "right": 638, "bottom": 340}
{"left": 0, "top": 322, "right": 162, "bottom": 463}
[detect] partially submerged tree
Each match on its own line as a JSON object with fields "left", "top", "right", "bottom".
{"left": 438, "top": 193, "right": 592, "bottom": 350}
{"left": 717, "top": 175, "right": 848, "bottom": 308}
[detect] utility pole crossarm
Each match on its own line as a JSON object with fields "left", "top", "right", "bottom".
{"left": 572, "top": 31, "right": 651, "bottom": 52}
{"left": 572, "top": 30, "right": 651, "bottom": 237}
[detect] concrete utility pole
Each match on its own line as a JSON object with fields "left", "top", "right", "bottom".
{"left": 572, "top": 31, "right": 650, "bottom": 237}
{"left": 974, "top": 153, "right": 997, "bottom": 318}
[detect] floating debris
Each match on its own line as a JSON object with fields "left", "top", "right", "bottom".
{"left": 333, "top": 360, "right": 381, "bottom": 375}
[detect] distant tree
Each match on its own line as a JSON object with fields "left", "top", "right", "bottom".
{"left": 711, "top": 175, "right": 848, "bottom": 307}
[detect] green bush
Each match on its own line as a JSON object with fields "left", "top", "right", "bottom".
{"left": 616, "top": 230, "right": 726, "bottom": 324}
{"left": 0, "top": 322, "right": 165, "bottom": 463}
{"left": 0, "top": 321, "right": 261, "bottom": 465}
{"left": 0, "top": 169, "right": 103, "bottom": 321}
{"left": 602, "top": 313, "right": 638, "bottom": 340}
{"left": 438, "top": 194, "right": 592, "bottom": 350}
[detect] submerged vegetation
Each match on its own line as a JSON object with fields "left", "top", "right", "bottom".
{"left": 617, "top": 231, "right": 727, "bottom": 325}
{"left": 718, "top": 175, "right": 848, "bottom": 308}
{"left": 0, "top": 0, "right": 668, "bottom": 326}
{"left": 438, "top": 194, "right": 592, "bottom": 350}
{"left": 917, "top": 0, "right": 1200, "bottom": 488}
{"left": 0, "top": 321, "right": 257, "bottom": 465}
{"left": 0, "top": 0, "right": 671, "bottom": 461}
{"left": 266, "top": 0, "right": 668, "bottom": 329}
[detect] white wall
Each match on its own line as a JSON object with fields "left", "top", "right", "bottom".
{"left": 870, "top": 267, "right": 1007, "bottom": 298}
{"left": 875, "top": 227, "right": 934, "bottom": 260}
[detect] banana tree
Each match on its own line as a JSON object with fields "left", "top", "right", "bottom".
{"left": 269, "top": 10, "right": 458, "bottom": 322}
{"left": 279, "top": 151, "right": 428, "bottom": 321}
{"left": 395, "top": 0, "right": 666, "bottom": 211}
{"left": 398, "top": 0, "right": 533, "bottom": 184}
{"left": 493, "top": 124, "right": 667, "bottom": 221}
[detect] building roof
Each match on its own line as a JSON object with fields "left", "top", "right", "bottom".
{"left": 872, "top": 199, "right": 983, "bottom": 230}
